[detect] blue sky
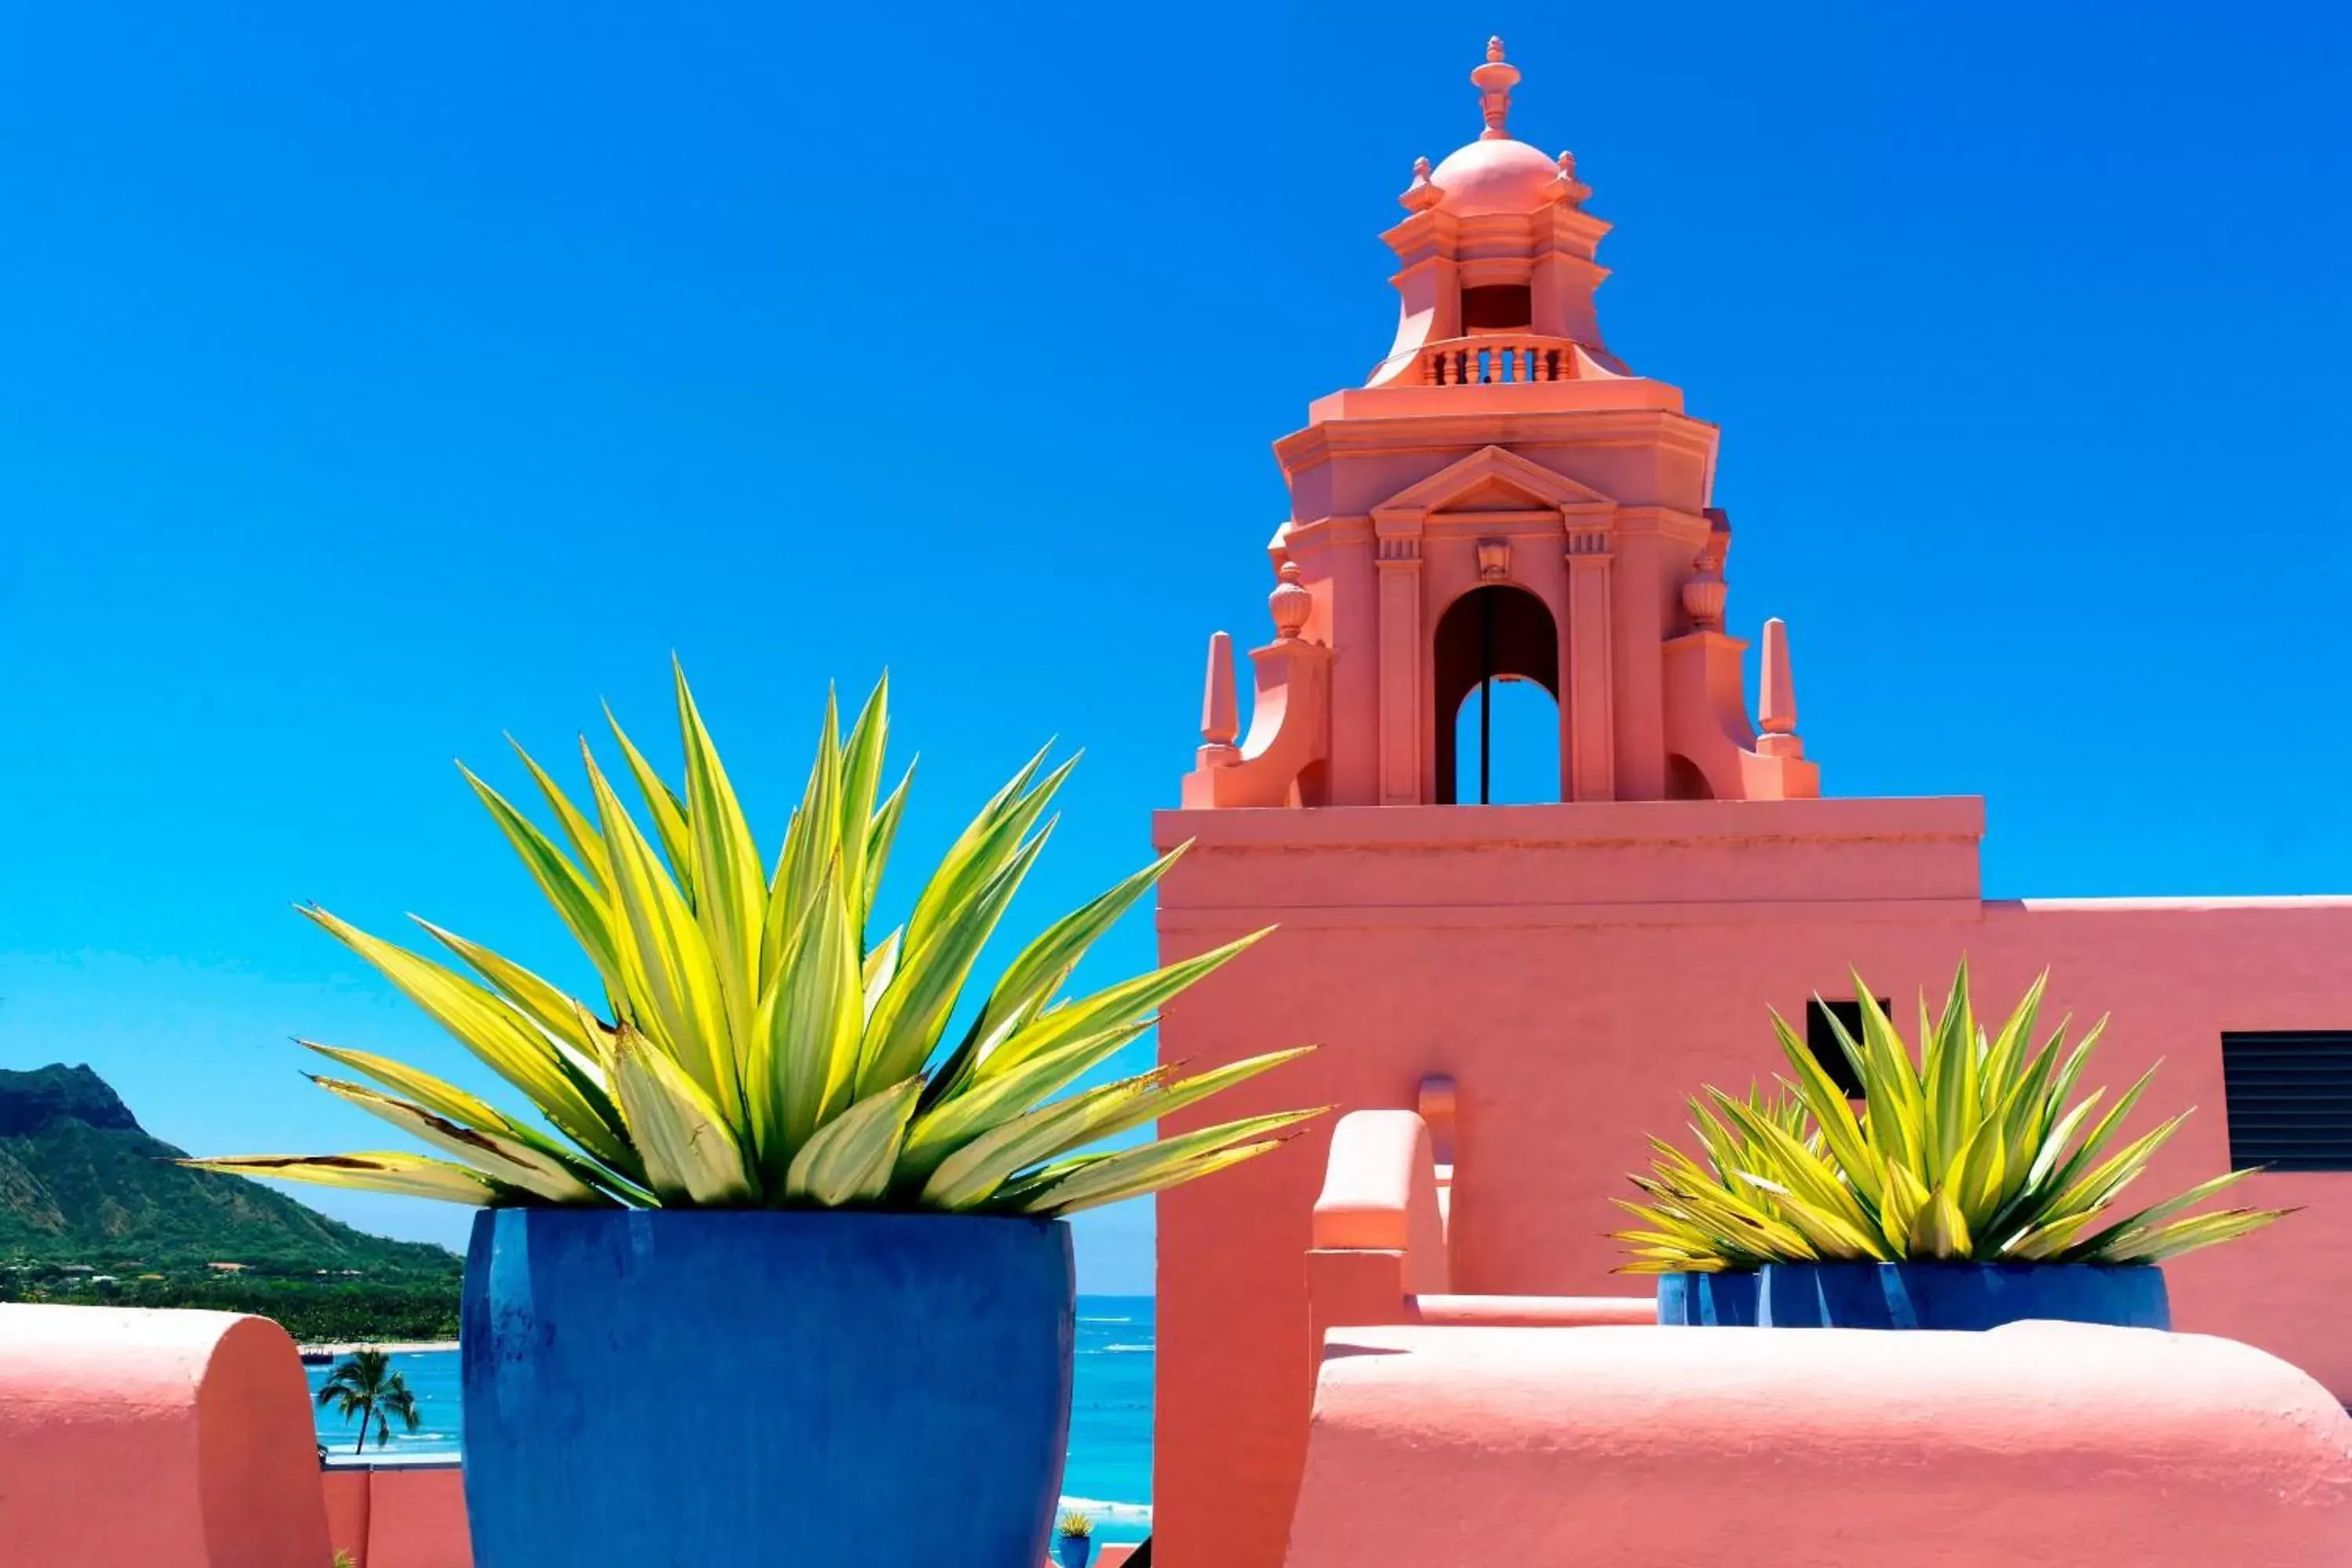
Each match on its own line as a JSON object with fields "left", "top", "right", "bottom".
{"left": 2, "top": 4, "right": 2347, "bottom": 1292}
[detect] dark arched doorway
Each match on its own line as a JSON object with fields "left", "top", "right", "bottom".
{"left": 1432, "top": 585, "right": 1561, "bottom": 804}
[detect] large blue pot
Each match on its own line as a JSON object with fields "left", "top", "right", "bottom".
{"left": 1757, "top": 1261, "right": 2169, "bottom": 1330}
{"left": 1653, "top": 1270, "right": 1760, "bottom": 1326}
{"left": 461, "top": 1208, "right": 1075, "bottom": 1568}
{"left": 1054, "top": 1532, "right": 1094, "bottom": 1568}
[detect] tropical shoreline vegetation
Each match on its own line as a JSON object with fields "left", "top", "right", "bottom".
{"left": 1, "top": 1256, "right": 459, "bottom": 1341}
{"left": 317, "top": 1349, "right": 424, "bottom": 1452}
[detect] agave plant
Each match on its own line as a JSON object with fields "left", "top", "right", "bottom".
{"left": 1055, "top": 1512, "right": 1095, "bottom": 1540}
{"left": 1613, "top": 963, "right": 2290, "bottom": 1272}
{"left": 1614, "top": 1084, "right": 1820, "bottom": 1273}
{"left": 188, "top": 669, "right": 1321, "bottom": 1217}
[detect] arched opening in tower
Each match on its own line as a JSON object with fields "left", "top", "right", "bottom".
{"left": 1432, "top": 584, "right": 1561, "bottom": 804}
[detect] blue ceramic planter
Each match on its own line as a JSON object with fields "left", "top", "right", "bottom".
{"left": 1756, "top": 1261, "right": 2169, "bottom": 1330}
{"left": 461, "top": 1208, "right": 1075, "bottom": 1568}
{"left": 1653, "top": 1270, "right": 1760, "bottom": 1326}
{"left": 1054, "top": 1532, "right": 1094, "bottom": 1568}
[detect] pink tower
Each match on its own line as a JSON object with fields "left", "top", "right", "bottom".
{"left": 1181, "top": 36, "right": 1814, "bottom": 814}
{"left": 1149, "top": 39, "right": 2352, "bottom": 1568}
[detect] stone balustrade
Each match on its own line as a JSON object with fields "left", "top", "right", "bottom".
{"left": 1416, "top": 334, "right": 1584, "bottom": 385}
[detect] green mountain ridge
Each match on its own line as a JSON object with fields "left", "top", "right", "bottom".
{"left": 0, "top": 1062, "right": 456, "bottom": 1274}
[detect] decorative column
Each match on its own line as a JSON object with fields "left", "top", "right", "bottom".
{"left": 1565, "top": 520, "right": 1616, "bottom": 800}
{"left": 1197, "top": 632, "right": 1240, "bottom": 769}
{"left": 1374, "top": 510, "right": 1426, "bottom": 804}
{"left": 1757, "top": 617, "right": 1805, "bottom": 760}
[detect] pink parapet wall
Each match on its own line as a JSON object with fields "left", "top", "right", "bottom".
{"left": 0, "top": 1304, "right": 332, "bottom": 1568}
{"left": 1289, "top": 1323, "right": 2352, "bottom": 1567}
{"left": 1151, "top": 801, "right": 2352, "bottom": 1568}
{"left": 326, "top": 1464, "right": 473, "bottom": 1568}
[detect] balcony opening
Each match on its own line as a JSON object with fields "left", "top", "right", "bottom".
{"left": 1805, "top": 999, "right": 1888, "bottom": 1100}
{"left": 2221, "top": 1031, "right": 2352, "bottom": 1171}
{"left": 1461, "top": 284, "right": 1532, "bottom": 332}
{"left": 1433, "top": 585, "right": 1559, "bottom": 804}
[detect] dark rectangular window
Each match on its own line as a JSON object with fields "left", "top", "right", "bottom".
{"left": 1804, "top": 1000, "right": 1886, "bottom": 1100}
{"left": 1461, "top": 284, "right": 1532, "bottom": 331}
{"left": 2221, "top": 1032, "right": 2352, "bottom": 1171}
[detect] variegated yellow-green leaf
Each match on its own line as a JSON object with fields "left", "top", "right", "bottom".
{"left": 299, "top": 905, "right": 633, "bottom": 1172}
{"left": 305, "top": 1075, "right": 611, "bottom": 1205}
{"left": 1002, "top": 1109, "right": 1325, "bottom": 1215}
{"left": 180, "top": 1151, "right": 523, "bottom": 1205}
{"left": 1022, "top": 1138, "right": 1290, "bottom": 1218}
{"left": 785, "top": 1077, "right": 923, "bottom": 1206}
{"left": 412, "top": 920, "right": 604, "bottom": 1065}
{"left": 898, "top": 1018, "right": 1156, "bottom": 1186}
{"left": 967, "top": 928, "right": 1273, "bottom": 1088}
{"left": 746, "top": 865, "right": 862, "bottom": 1185}
{"left": 611, "top": 1023, "right": 754, "bottom": 1206}
{"left": 295, "top": 1040, "right": 646, "bottom": 1197}
{"left": 919, "top": 1079, "right": 1144, "bottom": 1212}
{"left": 675, "top": 666, "right": 766, "bottom": 1071}
{"left": 605, "top": 702, "right": 695, "bottom": 900}
{"left": 458, "top": 760, "right": 622, "bottom": 988}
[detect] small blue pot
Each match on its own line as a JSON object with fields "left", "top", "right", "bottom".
{"left": 1055, "top": 1532, "right": 1094, "bottom": 1568}
{"left": 1757, "top": 1261, "right": 2169, "bottom": 1330}
{"left": 461, "top": 1208, "right": 1075, "bottom": 1567}
{"left": 1653, "top": 1270, "right": 1761, "bottom": 1326}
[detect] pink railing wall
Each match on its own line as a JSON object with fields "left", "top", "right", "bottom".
{"left": 0, "top": 1305, "right": 331, "bottom": 1568}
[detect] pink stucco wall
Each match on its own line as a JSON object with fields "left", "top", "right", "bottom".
{"left": 1152, "top": 799, "right": 2352, "bottom": 1568}
{"left": 316, "top": 1464, "right": 1127, "bottom": 1568}
{"left": 364, "top": 1466, "right": 473, "bottom": 1568}
{"left": 1287, "top": 1322, "right": 2352, "bottom": 1566}
{"left": 324, "top": 1468, "right": 372, "bottom": 1562}
{"left": 325, "top": 1465, "right": 472, "bottom": 1568}
{"left": 0, "top": 1305, "right": 332, "bottom": 1568}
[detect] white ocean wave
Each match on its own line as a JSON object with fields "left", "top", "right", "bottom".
{"left": 1061, "top": 1497, "right": 1152, "bottom": 1523}
{"left": 1078, "top": 1316, "right": 1131, "bottom": 1324}
{"left": 1096, "top": 1343, "right": 1153, "bottom": 1353}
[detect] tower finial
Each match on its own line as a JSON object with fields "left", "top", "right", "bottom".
{"left": 1399, "top": 154, "right": 1442, "bottom": 212}
{"left": 1757, "top": 618, "right": 1805, "bottom": 759}
{"left": 1471, "top": 36, "right": 1520, "bottom": 141}
{"left": 1200, "top": 630, "right": 1240, "bottom": 760}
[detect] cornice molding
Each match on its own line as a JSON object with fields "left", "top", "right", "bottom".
{"left": 1276, "top": 407, "right": 1722, "bottom": 475}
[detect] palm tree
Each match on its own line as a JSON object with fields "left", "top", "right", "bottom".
{"left": 316, "top": 1349, "right": 420, "bottom": 1454}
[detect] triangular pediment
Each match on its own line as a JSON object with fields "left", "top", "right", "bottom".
{"left": 1371, "top": 445, "right": 1615, "bottom": 519}
{"left": 1442, "top": 473, "right": 1559, "bottom": 513}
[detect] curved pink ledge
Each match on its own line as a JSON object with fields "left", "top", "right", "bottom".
{"left": 0, "top": 1304, "right": 332, "bottom": 1567}
{"left": 1290, "top": 1321, "right": 2352, "bottom": 1566}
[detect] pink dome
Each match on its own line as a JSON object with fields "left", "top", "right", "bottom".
{"left": 1429, "top": 137, "right": 1560, "bottom": 218}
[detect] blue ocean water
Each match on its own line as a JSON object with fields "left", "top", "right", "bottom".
{"left": 308, "top": 1294, "right": 1156, "bottom": 1545}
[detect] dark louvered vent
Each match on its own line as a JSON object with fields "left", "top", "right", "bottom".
{"left": 2221, "top": 1032, "right": 2352, "bottom": 1171}
{"left": 1804, "top": 999, "right": 1888, "bottom": 1101}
